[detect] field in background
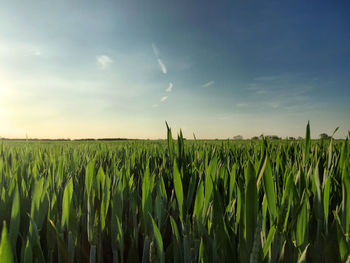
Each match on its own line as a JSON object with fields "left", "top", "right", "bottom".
{"left": 0, "top": 123, "right": 349, "bottom": 262}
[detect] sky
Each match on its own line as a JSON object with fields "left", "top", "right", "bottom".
{"left": 0, "top": 0, "right": 349, "bottom": 139}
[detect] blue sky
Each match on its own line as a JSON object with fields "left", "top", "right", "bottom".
{"left": 0, "top": 0, "right": 349, "bottom": 139}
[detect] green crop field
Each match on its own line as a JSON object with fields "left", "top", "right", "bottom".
{"left": 0, "top": 123, "right": 349, "bottom": 262}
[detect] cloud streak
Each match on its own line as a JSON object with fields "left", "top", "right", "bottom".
{"left": 152, "top": 43, "right": 159, "bottom": 58}
{"left": 24, "top": 48, "right": 41, "bottom": 57}
{"left": 236, "top": 103, "right": 248, "bottom": 108}
{"left": 157, "top": 59, "right": 167, "bottom": 74}
{"left": 202, "top": 81, "right": 214, "bottom": 87}
{"left": 266, "top": 101, "right": 280, "bottom": 109}
{"left": 152, "top": 43, "right": 167, "bottom": 74}
{"left": 160, "top": 96, "right": 168, "bottom": 102}
{"left": 166, "top": 82, "right": 173, "bottom": 92}
{"left": 96, "top": 55, "right": 113, "bottom": 69}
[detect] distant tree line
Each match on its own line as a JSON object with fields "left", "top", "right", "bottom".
{"left": 0, "top": 138, "right": 71, "bottom": 141}
{"left": 0, "top": 137, "right": 130, "bottom": 141}
{"left": 250, "top": 135, "right": 281, "bottom": 140}
{"left": 319, "top": 133, "right": 332, "bottom": 139}
{"left": 248, "top": 133, "right": 334, "bottom": 140}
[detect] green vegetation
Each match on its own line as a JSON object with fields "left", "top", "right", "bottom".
{"left": 0, "top": 123, "right": 349, "bottom": 262}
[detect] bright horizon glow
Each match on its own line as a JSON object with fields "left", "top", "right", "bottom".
{"left": 0, "top": 1, "right": 349, "bottom": 139}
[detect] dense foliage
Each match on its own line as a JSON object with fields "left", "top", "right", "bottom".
{"left": 0, "top": 123, "right": 349, "bottom": 262}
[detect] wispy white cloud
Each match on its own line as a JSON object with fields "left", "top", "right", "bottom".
{"left": 236, "top": 103, "right": 248, "bottom": 108}
{"left": 202, "top": 81, "right": 214, "bottom": 88}
{"left": 24, "top": 48, "right": 41, "bottom": 57}
{"left": 152, "top": 43, "right": 159, "bottom": 57}
{"left": 246, "top": 84, "right": 266, "bottom": 94}
{"left": 152, "top": 43, "right": 167, "bottom": 74}
{"left": 157, "top": 59, "right": 167, "bottom": 74}
{"left": 160, "top": 96, "right": 168, "bottom": 102}
{"left": 166, "top": 82, "right": 173, "bottom": 92}
{"left": 152, "top": 104, "right": 159, "bottom": 108}
{"left": 266, "top": 102, "right": 280, "bottom": 109}
{"left": 96, "top": 55, "right": 113, "bottom": 69}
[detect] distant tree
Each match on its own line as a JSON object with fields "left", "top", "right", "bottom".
{"left": 251, "top": 136, "right": 259, "bottom": 140}
{"left": 265, "top": 135, "right": 280, "bottom": 140}
{"left": 297, "top": 136, "right": 303, "bottom": 140}
{"left": 320, "top": 133, "right": 331, "bottom": 139}
{"left": 233, "top": 135, "right": 243, "bottom": 140}
{"left": 288, "top": 137, "right": 296, "bottom": 140}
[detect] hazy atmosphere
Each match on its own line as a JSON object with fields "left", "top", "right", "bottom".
{"left": 0, "top": 0, "right": 349, "bottom": 139}
{"left": 1, "top": 2, "right": 350, "bottom": 262}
